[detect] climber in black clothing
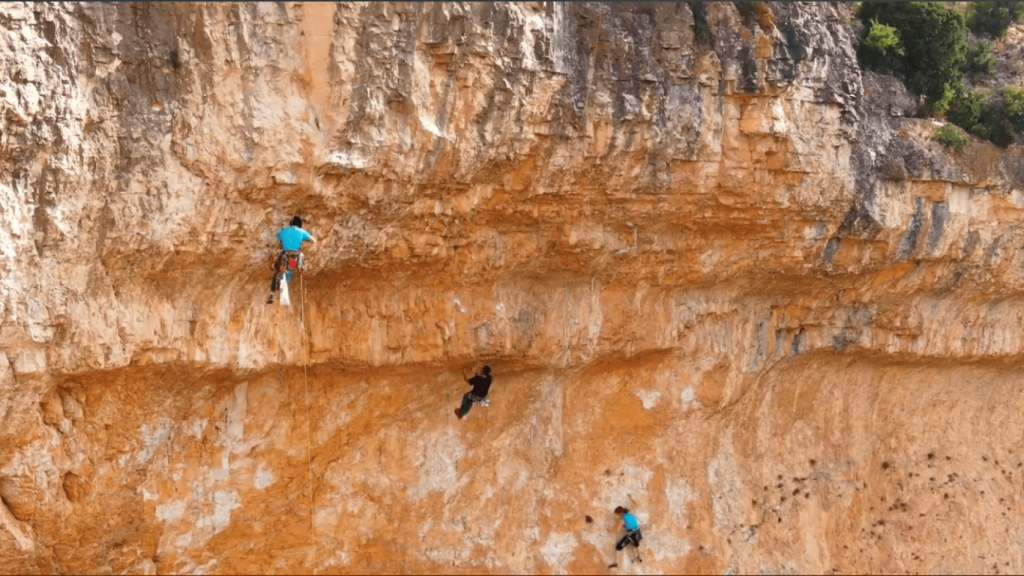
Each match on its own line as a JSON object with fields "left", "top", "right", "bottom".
{"left": 455, "top": 365, "right": 492, "bottom": 420}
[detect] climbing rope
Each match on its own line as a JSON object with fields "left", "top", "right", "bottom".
{"left": 300, "top": 272, "right": 317, "bottom": 575}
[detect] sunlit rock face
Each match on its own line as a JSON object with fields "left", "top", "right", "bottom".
{"left": 2, "top": 2, "right": 1024, "bottom": 574}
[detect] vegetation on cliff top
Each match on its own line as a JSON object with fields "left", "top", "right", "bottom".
{"left": 855, "top": 1, "right": 1024, "bottom": 148}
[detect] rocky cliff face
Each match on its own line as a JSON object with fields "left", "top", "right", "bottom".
{"left": 2, "top": 2, "right": 1024, "bottom": 574}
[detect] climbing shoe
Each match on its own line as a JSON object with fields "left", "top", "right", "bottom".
{"left": 266, "top": 294, "right": 274, "bottom": 304}
{"left": 454, "top": 408, "right": 463, "bottom": 419}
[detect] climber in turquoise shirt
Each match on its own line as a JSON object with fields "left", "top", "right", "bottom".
{"left": 608, "top": 506, "right": 643, "bottom": 568}
{"left": 268, "top": 215, "right": 316, "bottom": 304}
{"left": 278, "top": 223, "right": 313, "bottom": 251}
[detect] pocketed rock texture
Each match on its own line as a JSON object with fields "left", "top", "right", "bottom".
{"left": 2, "top": 2, "right": 1024, "bottom": 574}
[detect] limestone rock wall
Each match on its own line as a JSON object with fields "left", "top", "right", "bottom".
{"left": 1, "top": 2, "right": 1024, "bottom": 574}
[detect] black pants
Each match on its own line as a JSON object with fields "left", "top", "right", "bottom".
{"left": 615, "top": 529, "right": 641, "bottom": 551}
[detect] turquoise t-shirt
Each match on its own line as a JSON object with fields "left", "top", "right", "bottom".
{"left": 623, "top": 512, "right": 639, "bottom": 531}
{"left": 278, "top": 226, "right": 313, "bottom": 251}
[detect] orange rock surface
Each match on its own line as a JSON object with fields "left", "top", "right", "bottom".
{"left": 1, "top": 2, "right": 1023, "bottom": 574}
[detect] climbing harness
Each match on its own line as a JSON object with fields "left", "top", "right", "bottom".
{"left": 271, "top": 250, "right": 306, "bottom": 305}
{"left": 274, "top": 249, "right": 305, "bottom": 277}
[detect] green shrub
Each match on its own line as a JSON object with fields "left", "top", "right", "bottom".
{"left": 1003, "top": 85, "right": 1024, "bottom": 129}
{"left": 982, "top": 117, "right": 1018, "bottom": 146}
{"left": 963, "top": 40, "right": 996, "bottom": 79}
{"left": 947, "top": 86, "right": 987, "bottom": 128}
{"left": 966, "top": 1, "right": 1024, "bottom": 39}
{"left": 862, "top": 18, "right": 904, "bottom": 74}
{"left": 935, "top": 123, "right": 970, "bottom": 151}
{"left": 954, "top": 87, "right": 1021, "bottom": 147}
{"left": 863, "top": 19, "right": 902, "bottom": 53}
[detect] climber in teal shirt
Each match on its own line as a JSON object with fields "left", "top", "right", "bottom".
{"left": 608, "top": 506, "right": 643, "bottom": 568}
{"left": 267, "top": 216, "right": 316, "bottom": 304}
{"left": 278, "top": 223, "right": 314, "bottom": 251}
{"left": 620, "top": 509, "right": 640, "bottom": 533}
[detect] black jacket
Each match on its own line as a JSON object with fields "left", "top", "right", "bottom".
{"left": 468, "top": 373, "right": 492, "bottom": 398}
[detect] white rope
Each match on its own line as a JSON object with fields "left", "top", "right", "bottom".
{"left": 300, "top": 272, "right": 317, "bottom": 575}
